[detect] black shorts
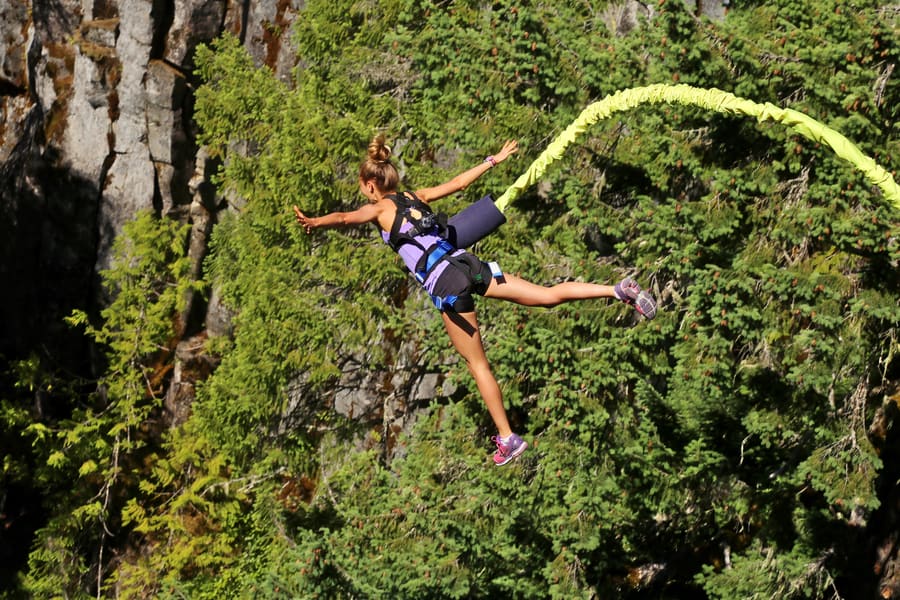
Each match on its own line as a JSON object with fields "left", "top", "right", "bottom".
{"left": 430, "top": 252, "right": 493, "bottom": 313}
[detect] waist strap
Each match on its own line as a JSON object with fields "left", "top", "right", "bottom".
{"left": 415, "top": 239, "right": 455, "bottom": 283}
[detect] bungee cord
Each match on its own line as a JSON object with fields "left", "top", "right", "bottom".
{"left": 493, "top": 83, "right": 900, "bottom": 214}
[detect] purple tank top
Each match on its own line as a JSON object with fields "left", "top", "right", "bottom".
{"left": 382, "top": 221, "right": 463, "bottom": 294}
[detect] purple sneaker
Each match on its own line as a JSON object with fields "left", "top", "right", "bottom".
{"left": 614, "top": 277, "right": 657, "bottom": 320}
{"left": 492, "top": 433, "right": 528, "bottom": 466}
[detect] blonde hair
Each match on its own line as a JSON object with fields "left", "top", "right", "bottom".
{"left": 358, "top": 133, "right": 399, "bottom": 192}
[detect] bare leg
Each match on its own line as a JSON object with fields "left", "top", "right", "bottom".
{"left": 441, "top": 309, "right": 513, "bottom": 438}
{"left": 485, "top": 273, "right": 616, "bottom": 307}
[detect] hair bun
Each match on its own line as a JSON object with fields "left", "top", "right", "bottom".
{"left": 368, "top": 133, "right": 392, "bottom": 163}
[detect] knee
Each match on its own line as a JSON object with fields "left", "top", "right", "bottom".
{"left": 464, "top": 356, "right": 493, "bottom": 379}
{"left": 513, "top": 286, "right": 561, "bottom": 308}
{"left": 536, "top": 286, "right": 566, "bottom": 308}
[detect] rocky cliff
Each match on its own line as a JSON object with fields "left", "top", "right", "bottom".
{"left": 0, "top": 0, "right": 309, "bottom": 444}
{"left": 1, "top": 0, "right": 302, "bottom": 357}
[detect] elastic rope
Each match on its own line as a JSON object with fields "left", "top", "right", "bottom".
{"left": 494, "top": 84, "right": 900, "bottom": 214}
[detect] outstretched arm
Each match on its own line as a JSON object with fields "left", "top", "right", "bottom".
{"left": 293, "top": 203, "right": 380, "bottom": 234}
{"left": 415, "top": 140, "right": 518, "bottom": 203}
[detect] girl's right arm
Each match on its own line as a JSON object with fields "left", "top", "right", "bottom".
{"left": 293, "top": 204, "right": 380, "bottom": 234}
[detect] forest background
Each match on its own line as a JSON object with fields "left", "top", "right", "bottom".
{"left": 2, "top": 0, "right": 900, "bottom": 598}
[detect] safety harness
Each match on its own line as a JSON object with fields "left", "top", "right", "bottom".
{"left": 384, "top": 192, "right": 500, "bottom": 311}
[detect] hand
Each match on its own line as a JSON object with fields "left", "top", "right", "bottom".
{"left": 493, "top": 139, "right": 518, "bottom": 164}
{"left": 293, "top": 205, "right": 315, "bottom": 234}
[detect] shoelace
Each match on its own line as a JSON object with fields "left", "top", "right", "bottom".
{"left": 491, "top": 436, "right": 511, "bottom": 456}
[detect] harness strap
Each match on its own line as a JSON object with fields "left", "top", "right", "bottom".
{"left": 416, "top": 240, "right": 455, "bottom": 283}
{"left": 386, "top": 192, "right": 412, "bottom": 249}
{"left": 382, "top": 192, "right": 504, "bottom": 312}
{"left": 385, "top": 191, "right": 446, "bottom": 251}
{"left": 431, "top": 294, "right": 458, "bottom": 311}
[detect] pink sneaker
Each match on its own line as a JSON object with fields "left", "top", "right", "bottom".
{"left": 614, "top": 277, "right": 657, "bottom": 319}
{"left": 491, "top": 433, "right": 528, "bottom": 466}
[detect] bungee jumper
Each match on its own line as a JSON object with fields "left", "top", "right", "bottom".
{"left": 294, "top": 135, "right": 656, "bottom": 466}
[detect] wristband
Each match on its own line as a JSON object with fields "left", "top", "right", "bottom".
{"left": 484, "top": 155, "right": 497, "bottom": 167}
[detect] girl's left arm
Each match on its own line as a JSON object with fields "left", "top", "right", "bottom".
{"left": 293, "top": 203, "right": 380, "bottom": 234}
{"left": 415, "top": 140, "right": 518, "bottom": 203}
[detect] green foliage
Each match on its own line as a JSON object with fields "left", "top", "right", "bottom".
{"left": 15, "top": 0, "right": 900, "bottom": 598}
{"left": 21, "top": 211, "right": 197, "bottom": 598}
{"left": 698, "top": 539, "right": 831, "bottom": 599}
{"left": 138, "top": 0, "right": 900, "bottom": 596}
{"left": 190, "top": 33, "right": 402, "bottom": 469}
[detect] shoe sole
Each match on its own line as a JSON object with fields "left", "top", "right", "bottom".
{"left": 635, "top": 290, "right": 657, "bottom": 319}
{"left": 616, "top": 278, "right": 658, "bottom": 319}
{"left": 494, "top": 441, "right": 528, "bottom": 466}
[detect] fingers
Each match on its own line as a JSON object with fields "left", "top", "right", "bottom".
{"left": 494, "top": 140, "right": 518, "bottom": 163}
{"left": 292, "top": 205, "right": 314, "bottom": 234}
{"left": 499, "top": 139, "right": 518, "bottom": 158}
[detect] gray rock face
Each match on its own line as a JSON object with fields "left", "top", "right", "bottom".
{"left": 0, "top": 0, "right": 303, "bottom": 406}
{"left": 4, "top": 0, "right": 304, "bottom": 285}
{"left": 0, "top": 0, "right": 32, "bottom": 91}
{"left": 164, "top": 0, "right": 227, "bottom": 69}
{"left": 242, "top": 0, "right": 303, "bottom": 82}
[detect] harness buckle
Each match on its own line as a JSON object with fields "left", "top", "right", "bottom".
{"left": 432, "top": 294, "right": 458, "bottom": 311}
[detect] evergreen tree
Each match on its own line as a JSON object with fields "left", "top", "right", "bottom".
{"left": 11, "top": 0, "right": 899, "bottom": 597}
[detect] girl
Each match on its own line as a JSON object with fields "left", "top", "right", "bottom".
{"left": 294, "top": 135, "right": 656, "bottom": 466}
